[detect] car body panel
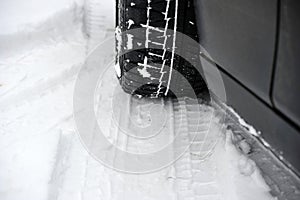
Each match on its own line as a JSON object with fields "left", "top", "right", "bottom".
{"left": 194, "top": 0, "right": 300, "bottom": 174}
{"left": 194, "top": 0, "right": 278, "bottom": 104}
{"left": 273, "top": 0, "right": 300, "bottom": 127}
{"left": 200, "top": 55, "right": 300, "bottom": 176}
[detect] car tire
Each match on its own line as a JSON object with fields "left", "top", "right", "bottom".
{"left": 116, "top": 0, "right": 208, "bottom": 98}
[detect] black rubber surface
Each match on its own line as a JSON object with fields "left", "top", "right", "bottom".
{"left": 116, "top": 0, "right": 208, "bottom": 98}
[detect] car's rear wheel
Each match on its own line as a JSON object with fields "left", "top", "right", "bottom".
{"left": 116, "top": 0, "right": 208, "bottom": 98}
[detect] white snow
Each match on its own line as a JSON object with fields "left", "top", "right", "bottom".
{"left": 0, "top": 34, "right": 86, "bottom": 200}
{"left": 127, "top": 33, "right": 134, "bottom": 49}
{"left": 138, "top": 57, "right": 151, "bottom": 78}
{"left": 137, "top": 67, "right": 151, "bottom": 78}
{"left": 115, "top": 26, "right": 122, "bottom": 55}
{"left": 0, "top": 0, "right": 84, "bottom": 35}
{"left": 114, "top": 63, "right": 122, "bottom": 78}
{"left": 226, "top": 105, "right": 261, "bottom": 137}
{"left": 0, "top": 1, "right": 86, "bottom": 200}
{"left": 0, "top": 0, "right": 276, "bottom": 200}
{"left": 207, "top": 130, "right": 274, "bottom": 200}
{"left": 127, "top": 19, "right": 135, "bottom": 29}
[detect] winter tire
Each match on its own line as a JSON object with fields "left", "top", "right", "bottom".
{"left": 116, "top": 0, "right": 208, "bottom": 98}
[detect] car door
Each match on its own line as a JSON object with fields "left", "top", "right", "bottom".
{"left": 273, "top": 0, "right": 300, "bottom": 127}
{"left": 194, "top": 0, "right": 278, "bottom": 104}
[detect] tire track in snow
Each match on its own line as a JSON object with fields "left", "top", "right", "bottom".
{"left": 0, "top": 63, "right": 82, "bottom": 111}
{"left": 46, "top": 1, "right": 276, "bottom": 198}
{"left": 84, "top": 0, "right": 114, "bottom": 51}
{"left": 173, "top": 98, "right": 221, "bottom": 200}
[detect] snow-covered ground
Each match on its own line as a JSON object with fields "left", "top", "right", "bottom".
{"left": 0, "top": 1, "right": 275, "bottom": 200}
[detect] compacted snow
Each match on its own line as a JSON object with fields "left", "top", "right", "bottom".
{"left": 0, "top": 1, "right": 275, "bottom": 200}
